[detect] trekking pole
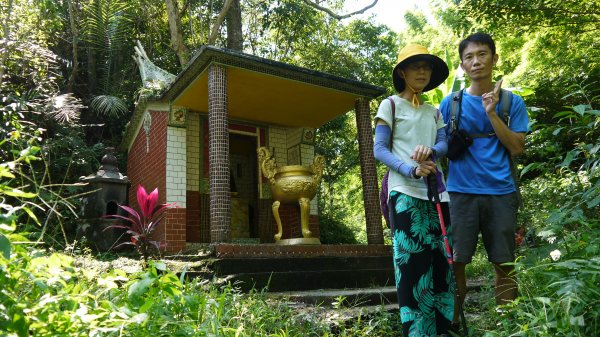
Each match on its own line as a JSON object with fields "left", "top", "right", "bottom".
{"left": 426, "top": 174, "right": 468, "bottom": 337}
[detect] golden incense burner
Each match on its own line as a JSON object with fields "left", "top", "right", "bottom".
{"left": 257, "top": 147, "right": 325, "bottom": 244}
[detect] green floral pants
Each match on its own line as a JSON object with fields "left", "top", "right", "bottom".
{"left": 390, "top": 191, "right": 454, "bottom": 337}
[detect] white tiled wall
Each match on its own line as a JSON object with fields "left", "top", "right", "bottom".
{"left": 268, "top": 127, "right": 287, "bottom": 167}
{"left": 266, "top": 126, "right": 319, "bottom": 215}
{"left": 166, "top": 126, "right": 187, "bottom": 207}
{"left": 300, "top": 144, "right": 314, "bottom": 166}
{"left": 286, "top": 128, "right": 303, "bottom": 147}
{"left": 300, "top": 144, "right": 318, "bottom": 215}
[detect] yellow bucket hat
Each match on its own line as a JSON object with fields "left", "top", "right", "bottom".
{"left": 392, "top": 44, "right": 449, "bottom": 93}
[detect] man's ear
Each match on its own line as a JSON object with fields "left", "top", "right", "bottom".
{"left": 460, "top": 60, "right": 466, "bottom": 71}
{"left": 493, "top": 53, "right": 499, "bottom": 66}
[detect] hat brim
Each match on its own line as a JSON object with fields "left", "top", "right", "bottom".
{"left": 392, "top": 54, "right": 449, "bottom": 93}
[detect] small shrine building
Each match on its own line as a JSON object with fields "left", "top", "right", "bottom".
{"left": 121, "top": 46, "right": 386, "bottom": 252}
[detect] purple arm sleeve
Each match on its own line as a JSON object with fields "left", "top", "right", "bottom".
{"left": 431, "top": 127, "right": 448, "bottom": 157}
{"left": 373, "top": 124, "right": 414, "bottom": 177}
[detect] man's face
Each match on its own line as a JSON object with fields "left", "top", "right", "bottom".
{"left": 460, "top": 42, "right": 498, "bottom": 81}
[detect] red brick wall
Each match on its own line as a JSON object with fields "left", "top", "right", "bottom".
{"left": 186, "top": 190, "right": 201, "bottom": 242}
{"left": 272, "top": 205, "right": 320, "bottom": 240}
{"left": 309, "top": 214, "right": 320, "bottom": 239}
{"left": 127, "top": 111, "right": 168, "bottom": 206}
{"left": 277, "top": 204, "right": 301, "bottom": 239}
{"left": 165, "top": 208, "right": 186, "bottom": 251}
{"left": 199, "top": 193, "right": 210, "bottom": 242}
{"left": 127, "top": 111, "right": 180, "bottom": 251}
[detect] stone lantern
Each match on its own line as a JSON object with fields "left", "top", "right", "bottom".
{"left": 77, "top": 148, "right": 130, "bottom": 251}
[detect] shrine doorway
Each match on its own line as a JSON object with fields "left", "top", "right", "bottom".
{"left": 229, "top": 132, "right": 259, "bottom": 240}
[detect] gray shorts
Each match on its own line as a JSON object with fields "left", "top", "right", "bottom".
{"left": 449, "top": 192, "right": 519, "bottom": 264}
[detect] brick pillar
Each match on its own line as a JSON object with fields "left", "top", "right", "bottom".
{"left": 208, "top": 64, "right": 231, "bottom": 243}
{"left": 165, "top": 126, "right": 188, "bottom": 251}
{"left": 355, "top": 98, "right": 384, "bottom": 244}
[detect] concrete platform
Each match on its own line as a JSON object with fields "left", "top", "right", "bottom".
{"left": 214, "top": 243, "right": 392, "bottom": 258}
{"left": 207, "top": 244, "right": 394, "bottom": 291}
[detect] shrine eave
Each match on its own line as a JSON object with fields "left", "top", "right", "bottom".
{"left": 160, "top": 46, "right": 385, "bottom": 128}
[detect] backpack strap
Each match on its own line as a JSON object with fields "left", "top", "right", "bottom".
{"left": 498, "top": 88, "right": 512, "bottom": 126}
{"left": 387, "top": 96, "right": 396, "bottom": 150}
{"left": 450, "top": 89, "right": 463, "bottom": 132}
{"left": 470, "top": 89, "right": 513, "bottom": 138}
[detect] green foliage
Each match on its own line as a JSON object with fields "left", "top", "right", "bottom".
{"left": 487, "top": 94, "right": 599, "bottom": 337}
{"left": 105, "top": 185, "right": 174, "bottom": 261}
{"left": 0, "top": 34, "right": 97, "bottom": 245}
{"left": 0, "top": 237, "right": 398, "bottom": 336}
{"left": 89, "top": 95, "right": 129, "bottom": 118}
{"left": 318, "top": 211, "right": 358, "bottom": 244}
{"left": 457, "top": 0, "right": 600, "bottom": 35}
{"left": 2, "top": 1, "right": 599, "bottom": 334}
{"left": 82, "top": 0, "right": 134, "bottom": 117}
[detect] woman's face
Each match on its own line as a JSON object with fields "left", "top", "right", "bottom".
{"left": 399, "top": 60, "right": 433, "bottom": 92}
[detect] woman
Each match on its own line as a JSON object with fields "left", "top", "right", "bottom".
{"left": 374, "top": 44, "right": 454, "bottom": 337}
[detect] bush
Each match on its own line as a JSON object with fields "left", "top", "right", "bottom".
{"left": 319, "top": 212, "right": 359, "bottom": 244}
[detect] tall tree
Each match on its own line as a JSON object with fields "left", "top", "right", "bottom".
{"left": 165, "top": 0, "right": 190, "bottom": 67}
{"left": 226, "top": 0, "right": 243, "bottom": 50}
{"left": 66, "top": 0, "right": 80, "bottom": 92}
{"left": 0, "top": 0, "right": 14, "bottom": 88}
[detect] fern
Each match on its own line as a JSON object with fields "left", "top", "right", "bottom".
{"left": 89, "top": 95, "right": 128, "bottom": 117}
{"left": 82, "top": 0, "right": 134, "bottom": 95}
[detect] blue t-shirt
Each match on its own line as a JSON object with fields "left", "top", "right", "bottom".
{"left": 439, "top": 90, "right": 529, "bottom": 195}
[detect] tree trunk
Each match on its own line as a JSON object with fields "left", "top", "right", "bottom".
{"left": 208, "top": 0, "right": 233, "bottom": 45}
{"left": 67, "top": 0, "right": 79, "bottom": 92}
{"left": 87, "top": 46, "right": 97, "bottom": 95}
{"left": 165, "top": 0, "right": 190, "bottom": 68}
{"left": 0, "top": 0, "right": 14, "bottom": 88}
{"left": 226, "top": 0, "right": 243, "bottom": 51}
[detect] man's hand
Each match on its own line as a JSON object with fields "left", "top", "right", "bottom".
{"left": 482, "top": 78, "right": 503, "bottom": 115}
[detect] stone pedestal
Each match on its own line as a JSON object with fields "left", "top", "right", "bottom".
{"left": 76, "top": 219, "right": 129, "bottom": 251}
{"left": 78, "top": 148, "right": 129, "bottom": 251}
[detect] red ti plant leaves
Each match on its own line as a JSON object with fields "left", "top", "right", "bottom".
{"left": 104, "top": 185, "right": 175, "bottom": 261}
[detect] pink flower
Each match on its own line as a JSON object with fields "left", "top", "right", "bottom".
{"left": 137, "top": 185, "right": 158, "bottom": 219}
{"left": 104, "top": 185, "right": 175, "bottom": 261}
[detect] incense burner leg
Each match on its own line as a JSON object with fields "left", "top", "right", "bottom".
{"left": 272, "top": 200, "right": 282, "bottom": 241}
{"left": 299, "top": 197, "right": 312, "bottom": 238}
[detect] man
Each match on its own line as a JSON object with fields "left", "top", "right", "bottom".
{"left": 439, "top": 32, "right": 529, "bottom": 323}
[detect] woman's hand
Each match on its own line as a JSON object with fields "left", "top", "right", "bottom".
{"left": 411, "top": 144, "right": 433, "bottom": 163}
{"left": 415, "top": 160, "right": 437, "bottom": 177}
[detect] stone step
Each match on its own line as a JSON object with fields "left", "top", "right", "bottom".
{"left": 222, "top": 268, "right": 395, "bottom": 292}
{"left": 213, "top": 256, "right": 393, "bottom": 274}
{"left": 269, "top": 286, "right": 398, "bottom": 307}
{"left": 265, "top": 278, "right": 491, "bottom": 308}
